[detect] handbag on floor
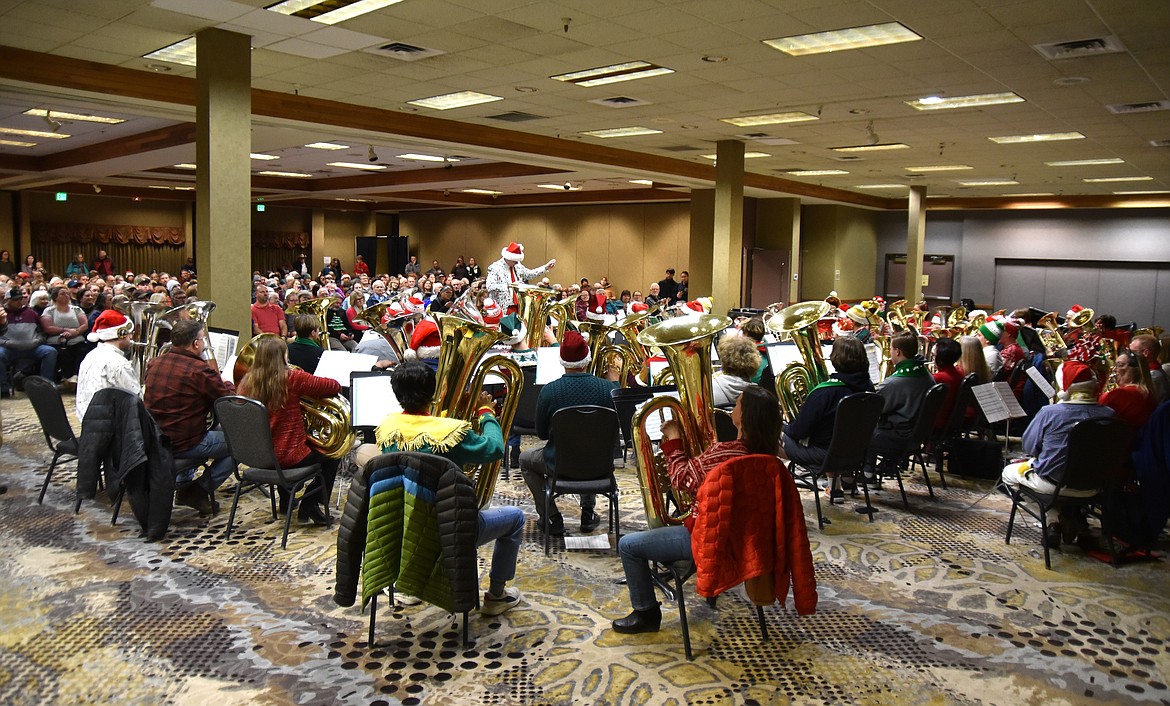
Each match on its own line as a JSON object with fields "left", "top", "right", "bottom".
{"left": 948, "top": 438, "right": 1003, "bottom": 480}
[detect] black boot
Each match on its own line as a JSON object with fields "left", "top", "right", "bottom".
{"left": 612, "top": 605, "right": 662, "bottom": 634}
{"left": 509, "top": 445, "right": 521, "bottom": 468}
{"left": 298, "top": 501, "right": 332, "bottom": 526}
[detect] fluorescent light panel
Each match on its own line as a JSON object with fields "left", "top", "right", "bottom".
{"left": 764, "top": 22, "right": 921, "bottom": 56}
{"left": 578, "top": 68, "right": 673, "bottom": 87}
{"left": 854, "top": 184, "right": 907, "bottom": 189}
{"left": 1083, "top": 176, "right": 1152, "bottom": 183}
{"left": 906, "top": 92, "right": 1024, "bottom": 110}
{"left": 143, "top": 37, "right": 197, "bottom": 67}
{"left": 958, "top": 179, "right": 1019, "bottom": 186}
{"left": 786, "top": 169, "right": 849, "bottom": 176}
{"left": 629, "top": 179, "right": 654, "bottom": 186}
{"left": 904, "top": 165, "right": 973, "bottom": 172}
{"left": 1114, "top": 190, "right": 1170, "bottom": 195}
{"left": 700, "top": 152, "right": 771, "bottom": 159}
{"left": 173, "top": 163, "right": 197, "bottom": 169}
{"left": 0, "top": 126, "right": 69, "bottom": 139}
{"left": 580, "top": 126, "right": 662, "bottom": 138}
{"left": 720, "top": 111, "right": 819, "bottom": 127}
{"left": 305, "top": 142, "right": 349, "bottom": 150}
{"left": 537, "top": 184, "right": 580, "bottom": 190}
{"left": 250, "top": 153, "right": 279, "bottom": 160}
{"left": 832, "top": 143, "right": 910, "bottom": 152}
{"left": 24, "top": 108, "right": 124, "bottom": 124}
{"left": 258, "top": 170, "right": 313, "bottom": 178}
{"left": 551, "top": 61, "right": 673, "bottom": 87}
{"left": 989, "top": 132, "right": 1085, "bottom": 144}
{"left": 266, "top": 0, "right": 405, "bottom": 25}
{"left": 1004, "top": 192, "right": 1054, "bottom": 197}
{"left": 397, "top": 153, "right": 459, "bottom": 162}
{"left": 1045, "top": 158, "right": 1124, "bottom": 167}
{"left": 327, "top": 162, "right": 386, "bottom": 170}
{"left": 462, "top": 188, "right": 501, "bottom": 195}
{"left": 0, "top": 139, "right": 36, "bottom": 147}
{"left": 407, "top": 91, "right": 503, "bottom": 110}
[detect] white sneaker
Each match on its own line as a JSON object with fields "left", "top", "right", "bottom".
{"left": 481, "top": 587, "right": 522, "bottom": 616}
{"left": 386, "top": 587, "right": 422, "bottom": 605}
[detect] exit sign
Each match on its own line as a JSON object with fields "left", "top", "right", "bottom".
{"left": 256, "top": 204, "right": 266, "bottom": 212}
{"left": 55, "top": 192, "right": 67, "bottom": 201}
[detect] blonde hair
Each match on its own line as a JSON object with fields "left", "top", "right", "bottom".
{"left": 237, "top": 335, "right": 289, "bottom": 410}
{"left": 957, "top": 335, "right": 990, "bottom": 383}
{"left": 717, "top": 334, "right": 762, "bottom": 380}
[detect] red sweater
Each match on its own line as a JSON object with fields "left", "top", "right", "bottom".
{"left": 270, "top": 369, "right": 341, "bottom": 467}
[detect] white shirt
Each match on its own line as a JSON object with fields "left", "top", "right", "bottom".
{"left": 76, "top": 342, "right": 140, "bottom": 420}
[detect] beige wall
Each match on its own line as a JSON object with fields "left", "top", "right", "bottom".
{"left": 400, "top": 202, "right": 690, "bottom": 295}
{"left": 800, "top": 205, "right": 879, "bottom": 302}
{"left": 0, "top": 191, "right": 14, "bottom": 260}
{"left": 323, "top": 210, "right": 366, "bottom": 269}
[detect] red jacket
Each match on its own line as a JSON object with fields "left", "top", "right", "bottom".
{"left": 689, "top": 454, "right": 817, "bottom": 615}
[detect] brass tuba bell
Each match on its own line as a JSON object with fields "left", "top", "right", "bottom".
{"left": 353, "top": 299, "right": 414, "bottom": 361}
{"left": 766, "top": 301, "right": 831, "bottom": 421}
{"left": 508, "top": 282, "right": 559, "bottom": 350}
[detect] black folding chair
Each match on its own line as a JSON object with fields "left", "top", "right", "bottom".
{"left": 214, "top": 396, "right": 327, "bottom": 549}
{"left": 868, "top": 383, "right": 950, "bottom": 506}
{"left": 611, "top": 384, "right": 675, "bottom": 465}
{"left": 24, "top": 375, "right": 80, "bottom": 504}
{"left": 543, "top": 405, "right": 620, "bottom": 556}
{"left": 1004, "top": 417, "right": 1131, "bottom": 570}
{"left": 931, "top": 373, "right": 982, "bottom": 487}
{"left": 503, "top": 366, "right": 539, "bottom": 479}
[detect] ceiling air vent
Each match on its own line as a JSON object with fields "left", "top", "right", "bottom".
{"left": 1033, "top": 36, "right": 1124, "bottom": 60}
{"left": 832, "top": 155, "right": 864, "bottom": 162}
{"left": 1150, "top": 139, "right": 1170, "bottom": 148}
{"left": 660, "top": 145, "right": 703, "bottom": 152}
{"left": 366, "top": 42, "right": 445, "bottom": 61}
{"left": 485, "top": 111, "right": 545, "bottom": 122}
{"left": 1106, "top": 100, "right": 1170, "bottom": 114}
{"left": 589, "top": 96, "right": 650, "bottom": 108}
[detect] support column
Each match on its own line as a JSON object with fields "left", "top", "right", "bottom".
{"left": 712, "top": 140, "right": 745, "bottom": 312}
{"left": 903, "top": 185, "right": 927, "bottom": 305}
{"left": 688, "top": 189, "right": 714, "bottom": 301}
{"left": 195, "top": 28, "right": 251, "bottom": 339}
{"left": 312, "top": 209, "right": 326, "bottom": 273}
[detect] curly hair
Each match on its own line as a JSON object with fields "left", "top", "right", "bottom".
{"left": 717, "top": 334, "right": 762, "bottom": 380}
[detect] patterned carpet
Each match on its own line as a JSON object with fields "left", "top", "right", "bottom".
{"left": 1, "top": 393, "right": 1168, "bottom": 706}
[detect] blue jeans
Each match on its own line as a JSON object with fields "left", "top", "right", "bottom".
{"left": 477, "top": 506, "right": 525, "bottom": 587}
{"left": 618, "top": 526, "right": 693, "bottom": 611}
{"left": 0, "top": 344, "right": 58, "bottom": 389}
{"left": 174, "top": 430, "right": 237, "bottom": 492}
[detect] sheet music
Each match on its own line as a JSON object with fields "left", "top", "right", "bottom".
{"left": 314, "top": 351, "right": 377, "bottom": 387}
{"left": 648, "top": 358, "right": 669, "bottom": 382}
{"left": 351, "top": 375, "right": 402, "bottom": 427}
{"left": 994, "top": 382, "right": 1029, "bottom": 418}
{"left": 563, "top": 535, "right": 611, "bottom": 550}
{"left": 220, "top": 355, "right": 237, "bottom": 384}
{"left": 535, "top": 346, "right": 566, "bottom": 385}
{"left": 765, "top": 343, "right": 837, "bottom": 375}
{"left": 972, "top": 382, "right": 1028, "bottom": 424}
{"left": 634, "top": 391, "right": 680, "bottom": 442}
{"left": 1025, "top": 365, "right": 1057, "bottom": 400}
{"left": 208, "top": 331, "right": 238, "bottom": 363}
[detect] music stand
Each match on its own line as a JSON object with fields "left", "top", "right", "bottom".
{"left": 349, "top": 370, "right": 400, "bottom": 444}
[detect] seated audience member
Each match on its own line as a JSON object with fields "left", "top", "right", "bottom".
{"left": 251, "top": 284, "right": 287, "bottom": 337}
{"left": 712, "top": 334, "right": 762, "bottom": 408}
{"left": 41, "top": 285, "right": 88, "bottom": 383}
{"left": 287, "top": 314, "right": 326, "bottom": 374}
{"left": 76, "top": 310, "right": 138, "bottom": 420}
{"left": 612, "top": 386, "right": 814, "bottom": 634}
{"left": 865, "top": 332, "right": 935, "bottom": 480}
{"left": 0, "top": 287, "right": 58, "bottom": 395}
{"left": 739, "top": 316, "right": 775, "bottom": 393}
{"left": 1100, "top": 351, "right": 1156, "bottom": 431}
{"left": 1130, "top": 334, "right": 1168, "bottom": 403}
{"left": 324, "top": 295, "right": 357, "bottom": 351}
{"left": 1001, "top": 361, "right": 1114, "bottom": 544}
{"left": 931, "top": 337, "right": 964, "bottom": 430}
{"left": 780, "top": 336, "right": 874, "bottom": 503}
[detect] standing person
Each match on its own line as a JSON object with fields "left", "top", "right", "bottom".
{"left": 0, "top": 287, "right": 58, "bottom": 395}
{"left": 352, "top": 254, "right": 370, "bottom": 277}
{"left": 250, "top": 284, "right": 287, "bottom": 337}
{"left": 657, "top": 269, "right": 680, "bottom": 305}
{"left": 64, "top": 252, "right": 89, "bottom": 278}
{"left": 20, "top": 254, "right": 37, "bottom": 277}
{"left": 676, "top": 270, "right": 689, "bottom": 303}
{"left": 451, "top": 256, "right": 469, "bottom": 282}
{"left": 0, "top": 249, "right": 15, "bottom": 277}
{"left": 236, "top": 335, "right": 339, "bottom": 525}
{"left": 75, "top": 309, "right": 137, "bottom": 420}
{"left": 486, "top": 242, "right": 556, "bottom": 316}
{"left": 425, "top": 259, "right": 444, "bottom": 277}
{"left": 519, "top": 331, "right": 619, "bottom": 536}
{"left": 40, "top": 286, "right": 88, "bottom": 383}
{"left": 144, "top": 320, "right": 239, "bottom": 515}
{"left": 404, "top": 255, "right": 421, "bottom": 276}
{"left": 181, "top": 257, "right": 198, "bottom": 277}
{"left": 611, "top": 386, "right": 814, "bottom": 633}
{"left": 465, "top": 257, "right": 482, "bottom": 281}
{"left": 92, "top": 249, "right": 115, "bottom": 277}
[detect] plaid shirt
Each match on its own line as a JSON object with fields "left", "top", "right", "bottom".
{"left": 143, "top": 348, "right": 235, "bottom": 453}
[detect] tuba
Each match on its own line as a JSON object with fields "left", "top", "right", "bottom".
{"left": 766, "top": 301, "right": 831, "bottom": 421}
{"left": 631, "top": 314, "right": 730, "bottom": 528}
{"left": 150, "top": 300, "right": 218, "bottom": 362}
{"left": 545, "top": 294, "right": 579, "bottom": 342}
{"left": 123, "top": 300, "right": 167, "bottom": 382}
{"left": 430, "top": 311, "right": 525, "bottom": 508}
{"left": 233, "top": 333, "right": 355, "bottom": 459}
{"left": 508, "top": 282, "right": 560, "bottom": 350}
{"left": 1036, "top": 311, "right": 1067, "bottom": 356}
{"left": 575, "top": 319, "right": 641, "bottom": 383}
{"left": 286, "top": 296, "right": 335, "bottom": 349}
{"left": 353, "top": 300, "right": 413, "bottom": 361}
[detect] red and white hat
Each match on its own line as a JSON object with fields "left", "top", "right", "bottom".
{"left": 481, "top": 297, "right": 503, "bottom": 327}
{"left": 630, "top": 302, "right": 649, "bottom": 314}
{"left": 1055, "top": 360, "right": 1098, "bottom": 400}
{"left": 407, "top": 318, "right": 441, "bottom": 359}
{"left": 559, "top": 331, "right": 590, "bottom": 368}
{"left": 1066, "top": 304, "right": 1086, "bottom": 321}
{"left": 403, "top": 294, "right": 426, "bottom": 315}
{"left": 87, "top": 310, "right": 134, "bottom": 342}
{"left": 501, "top": 242, "right": 525, "bottom": 262}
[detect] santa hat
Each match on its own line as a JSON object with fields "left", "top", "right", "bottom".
{"left": 407, "top": 318, "right": 441, "bottom": 360}
{"left": 1066, "top": 304, "right": 1086, "bottom": 320}
{"left": 87, "top": 310, "right": 134, "bottom": 342}
{"left": 501, "top": 242, "right": 525, "bottom": 262}
{"left": 1055, "top": 360, "right": 1098, "bottom": 401}
{"left": 481, "top": 297, "right": 503, "bottom": 327}
{"left": 630, "top": 302, "right": 649, "bottom": 314}
{"left": 559, "top": 331, "right": 590, "bottom": 368}
{"left": 683, "top": 299, "right": 706, "bottom": 314}
{"left": 383, "top": 301, "right": 407, "bottom": 322}
{"left": 978, "top": 320, "right": 1004, "bottom": 342}
{"left": 967, "top": 309, "right": 988, "bottom": 322}
{"left": 403, "top": 294, "right": 426, "bottom": 315}
{"left": 498, "top": 313, "right": 527, "bottom": 347}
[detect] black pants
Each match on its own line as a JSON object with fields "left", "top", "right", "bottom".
{"left": 277, "top": 450, "right": 339, "bottom": 508}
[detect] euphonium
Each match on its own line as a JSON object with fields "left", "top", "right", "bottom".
{"left": 545, "top": 295, "right": 578, "bottom": 342}
{"left": 890, "top": 299, "right": 911, "bottom": 331}
{"left": 147, "top": 300, "right": 219, "bottom": 371}
{"left": 1067, "top": 306, "right": 1095, "bottom": 331}
{"left": 612, "top": 309, "right": 654, "bottom": 361}
{"left": 354, "top": 300, "right": 412, "bottom": 361}
{"left": 508, "top": 282, "right": 559, "bottom": 350}
{"left": 431, "top": 311, "right": 525, "bottom": 509}
{"left": 125, "top": 300, "right": 167, "bottom": 382}
{"left": 285, "top": 296, "right": 334, "bottom": 349}
{"left": 1036, "top": 311, "right": 1067, "bottom": 355}
{"left": 631, "top": 313, "right": 731, "bottom": 528}
{"left": 766, "top": 301, "right": 831, "bottom": 421}
{"left": 575, "top": 319, "right": 640, "bottom": 383}
{"left": 233, "top": 333, "right": 355, "bottom": 459}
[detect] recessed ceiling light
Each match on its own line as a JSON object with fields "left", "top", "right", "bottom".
{"left": 143, "top": 37, "right": 197, "bottom": 67}
{"left": 0, "top": 126, "right": 70, "bottom": 139}
{"left": 1054, "top": 76, "right": 1090, "bottom": 86}
{"left": 462, "top": 188, "right": 501, "bottom": 195}
{"left": 173, "top": 163, "right": 197, "bottom": 169}
{"left": 326, "top": 162, "right": 387, "bottom": 170}
{"left": 580, "top": 126, "right": 663, "bottom": 138}
{"left": 854, "top": 184, "right": 907, "bottom": 189}
{"left": 145, "top": 63, "right": 171, "bottom": 72}
{"left": 701, "top": 55, "right": 728, "bottom": 63}
{"left": 397, "top": 153, "right": 459, "bottom": 162}
{"left": 407, "top": 91, "right": 504, "bottom": 110}
{"left": 258, "top": 170, "right": 313, "bottom": 178}
{"left": 905, "top": 92, "right": 1025, "bottom": 110}
{"left": 1004, "top": 192, "right": 1055, "bottom": 197}
{"left": 764, "top": 22, "right": 922, "bottom": 56}
{"left": 1083, "top": 176, "right": 1153, "bottom": 183}
{"left": 0, "top": 139, "right": 36, "bottom": 147}
{"left": 1113, "top": 190, "right": 1170, "bottom": 195}
{"left": 305, "top": 142, "right": 349, "bottom": 150}
{"left": 831, "top": 143, "right": 910, "bottom": 152}
{"left": 551, "top": 61, "right": 674, "bottom": 87}
{"left": 1045, "top": 158, "right": 1125, "bottom": 167}
{"left": 537, "top": 183, "right": 580, "bottom": 190}
{"left": 250, "top": 153, "right": 280, "bottom": 160}
{"left": 24, "top": 108, "right": 125, "bottom": 124}
{"left": 958, "top": 179, "right": 1020, "bottom": 186}
{"left": 785, "top": 169, "right": 849, "bottom": 176}
{"left": 700, "top": 152, "right": 771, "bottom": 159}
{"left": 266, "top": 0, "right": 405, "bottom": 26}
{"left": 720, "top": 112, "right": 819, "bottom": 127}
{"left": 989, "top": 132, "right": 1085, "bottom": 144}
{"left": 629, "top": 179, "right": 654, "bottom": 185}
{"left": 904, "top": 165, "right": 973, "bottom": 172}
{"left": 514, "top": 86, "right": 538, "bottom": 93}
